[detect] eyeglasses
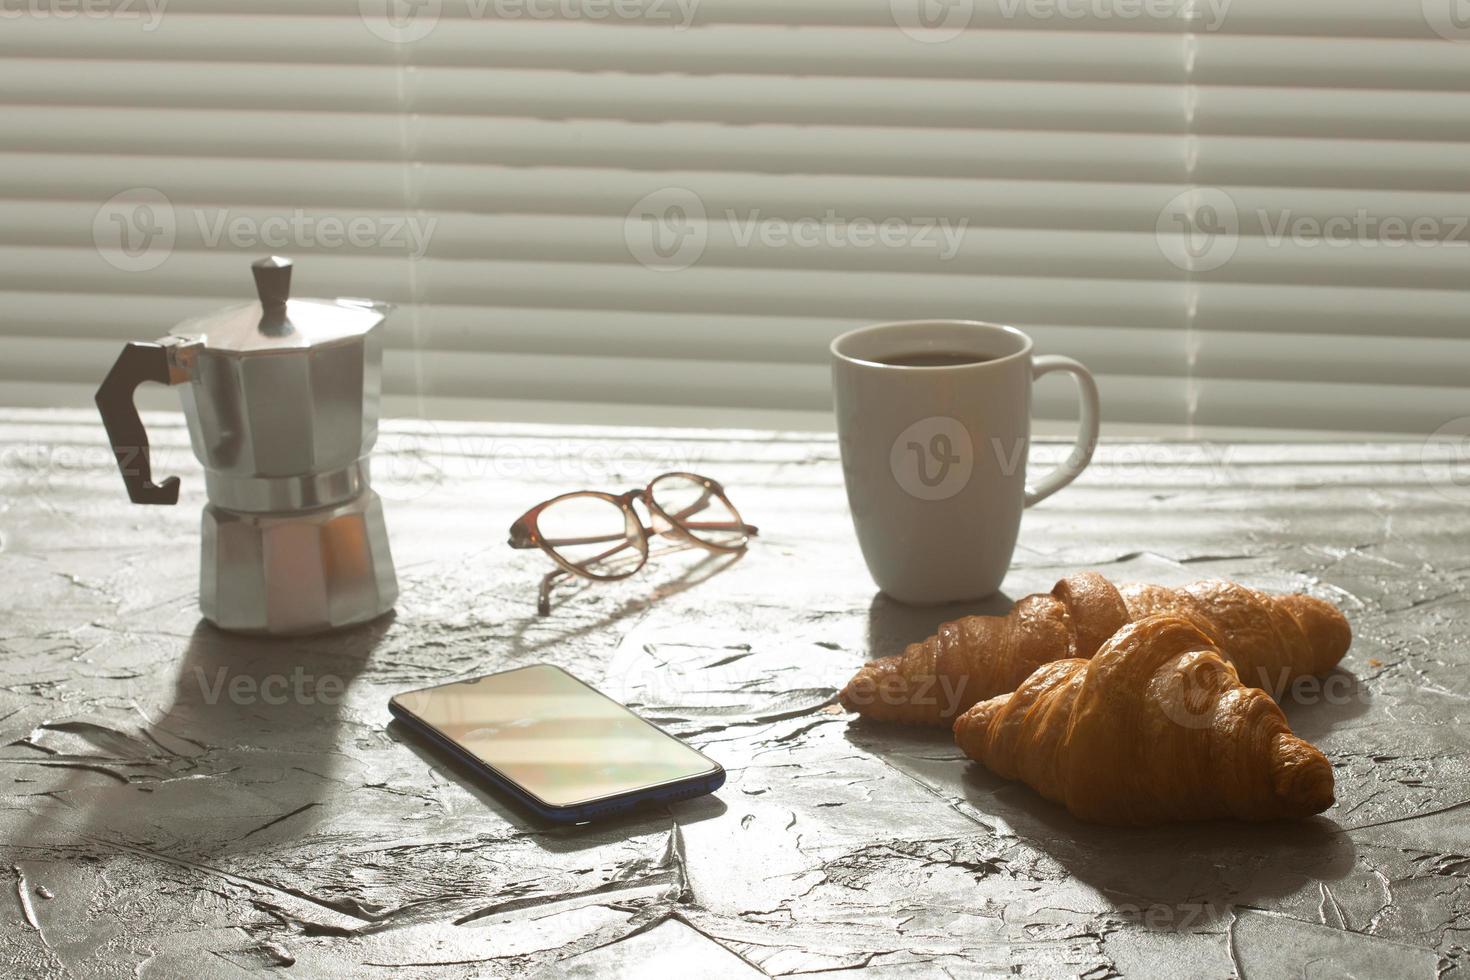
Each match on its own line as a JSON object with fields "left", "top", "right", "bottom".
{"left": 508, "top": 472, "right": 758, "bottom": 616}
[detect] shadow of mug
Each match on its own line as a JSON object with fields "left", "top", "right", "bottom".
{"left": 864, "top": 589, "right": 1014, "bottom": 665}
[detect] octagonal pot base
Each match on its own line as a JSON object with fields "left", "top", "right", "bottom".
{"left": 199, "top": 491, "right": 398, "bottom": 636}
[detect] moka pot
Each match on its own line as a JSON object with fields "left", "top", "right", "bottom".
{"left": 96, "top": 256, "right": 398, "bottom": 635}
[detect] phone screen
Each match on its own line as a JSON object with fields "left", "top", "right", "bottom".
{"left": 391, "top": 664, "right": 719, "bottom": 808}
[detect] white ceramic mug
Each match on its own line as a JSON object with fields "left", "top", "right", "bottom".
{"left": 830, "top": 320, "right": 1100, "bottom": 605}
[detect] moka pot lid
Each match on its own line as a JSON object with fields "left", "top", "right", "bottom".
{"left": 169, "top": 256, "right": 391, "bottom": 354}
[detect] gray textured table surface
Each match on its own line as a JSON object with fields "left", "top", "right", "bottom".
{"left": 2, "top": 409, "right": 1468, "bottom": 979}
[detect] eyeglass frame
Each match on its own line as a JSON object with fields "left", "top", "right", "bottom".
{"left": 508, "top": 472, "right": 758, "bottom": 615}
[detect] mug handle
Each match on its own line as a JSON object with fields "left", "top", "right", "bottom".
{"left": 1024, "top": 355, "right": 1100, "bottom": 507}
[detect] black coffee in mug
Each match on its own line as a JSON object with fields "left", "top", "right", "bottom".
{"left": 875, "top": 350, "right": 995, "bottom": 368}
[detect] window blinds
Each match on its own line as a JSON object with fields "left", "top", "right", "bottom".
{"left": 1183, "top": 1, "right": 1470, "bottom": 434}
{"left": 0, "top": 0, "right": 1464, "bottom": 435}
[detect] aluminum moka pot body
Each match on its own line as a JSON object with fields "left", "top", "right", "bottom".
{"left": 96, "top": 257, "right": 399, "bottom": 636}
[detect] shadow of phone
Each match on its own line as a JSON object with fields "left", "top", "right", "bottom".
{"left": 386, "top": 720, "right": 726, "bottom": 853}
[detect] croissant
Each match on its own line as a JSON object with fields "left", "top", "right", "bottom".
{"left": 952, "top": 615, "right": 1335, "bottom": 824}
{"left": 839, "top": 571, "right": 1350, "bottom": 726}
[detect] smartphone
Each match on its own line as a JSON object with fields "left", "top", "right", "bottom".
{"left": 388, "top": 664, "right": 724, "bottom": 824}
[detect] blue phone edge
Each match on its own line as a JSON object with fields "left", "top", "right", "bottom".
{"left": 387, "top": 688, "right": 725, "bottom": 825}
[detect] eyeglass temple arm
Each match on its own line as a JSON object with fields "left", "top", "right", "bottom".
{"left": 523, "top": 525, "right": 756, "bottom": 559}
{"left": 538, "top": 535, "right": 745, "bottom": 616}
{"left": 658, "top": 489, "right": 757, "bottom": 538}
{"left": 532, "top": 532, "right": 635, "bottom": 548}
{"left": 677, "top": 519, "right": 759, "bottom": 536}
{"left": 535, "top": 534, "right": 645, "bottom": 616}
{"left": 537, "top": 568, "right": 568, "bottom": 617}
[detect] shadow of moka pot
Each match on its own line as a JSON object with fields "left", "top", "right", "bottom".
{"left": 95, "top": 255, "right": 398, "bottom": 636}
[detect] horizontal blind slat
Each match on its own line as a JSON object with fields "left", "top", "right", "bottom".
{"left": 0, "top": 248, "right": 1188, "bottom": 326}
{"left": 2, "top": 60, "right": 1186, "bottom": 132}
{"left": 1, "top": 107, "right": 1192, "bottom": 180}
{"left": 1185, "top": 0, "right": 1449, "bottom": 39}
{"left": 0, "top": 337, "right": 1189, "bottom": 425}
{"left": 1190, "top": 137, "right": 1470, "bottom": 193}
{"left": 0, "top": 20, "right": 1186, "bottom": 81}
{"left": 1195, "top": 332, "right": 1470, "bottom": 389}
{"left": 1192, "top": 378, "right": 1467, "bottom": 434}
{"left": 1191, "top": 283, "right": 1470, "bottom": 340}
{"left": 0, "top": 292, "right": 1188, "bottom": 378}
{"left": 1190, "top": 36, "right": 1469, "bottom": 91}
{"left": 1193, "top": 87, "right": 1470, "bottom": 142}
{"left": 3, "top": 157, "right": 1194, "bottom": 228}
{"left": 7, "top": 205, "right": 1196, "bottom": 278}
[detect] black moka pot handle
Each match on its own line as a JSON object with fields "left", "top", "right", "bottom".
{"left": 95, "top": 341, "right": 192, "bottom": 505}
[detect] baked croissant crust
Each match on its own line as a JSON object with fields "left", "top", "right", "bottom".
{"left": 952, "top": 615, "right": 1336, "bottom": 824}
{"left": 839, "top": 572, "right": 1350, "bottom": 726}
